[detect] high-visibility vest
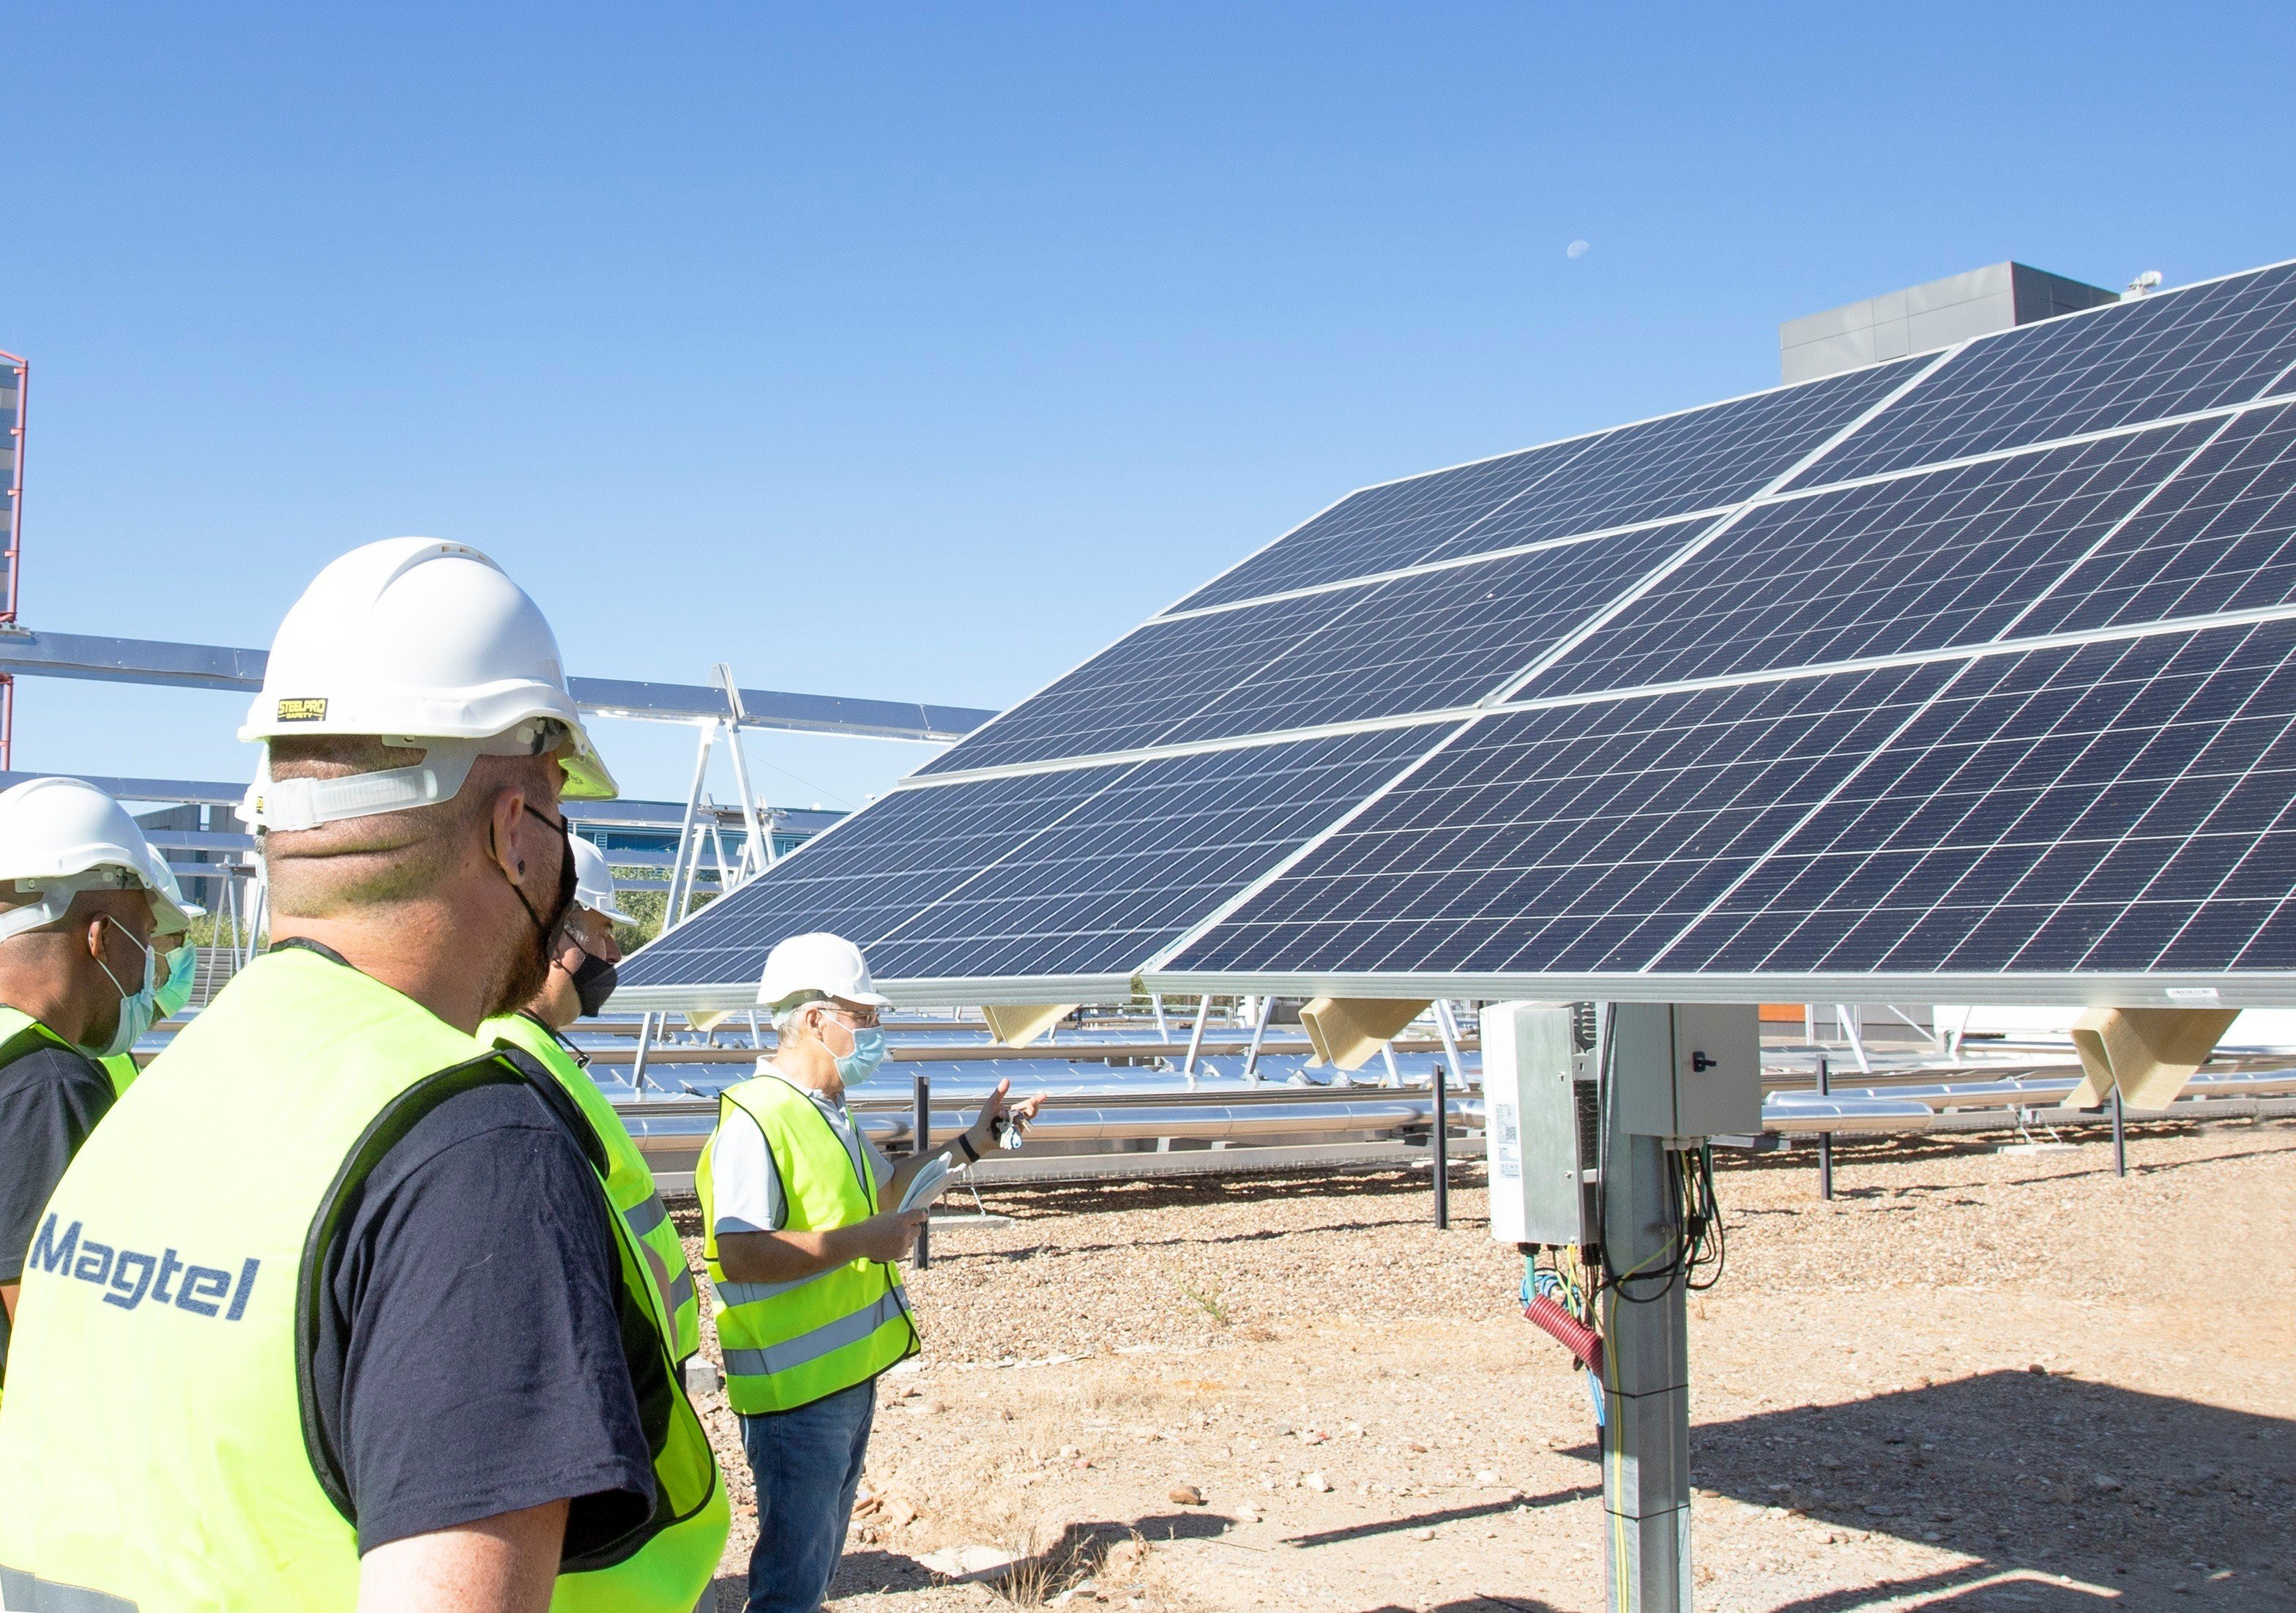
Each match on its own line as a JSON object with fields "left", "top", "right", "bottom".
{"left": 0, "top": 945, "right": 726, "bottom": 1612}
{"left": 695, "top": 1072, "right": 917, "bottom": 1415}
{"left": 483, "top": 1011, "right": 701, "bottom": 1363}
{"left": 99, "top": 1053, "right": 137, "bottom": 1097}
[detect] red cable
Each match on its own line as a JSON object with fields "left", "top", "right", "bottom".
{"left": 1522, "top": 1293, "right": 1603, "bottom": 1374}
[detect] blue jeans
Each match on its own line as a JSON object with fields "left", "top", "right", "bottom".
{"left": 739, "top": 1378, "right": 878, "bottom": 1613}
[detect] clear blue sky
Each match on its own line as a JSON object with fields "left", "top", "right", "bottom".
{"left": 5, "top": 3, "right": 2292, "bottom": 811}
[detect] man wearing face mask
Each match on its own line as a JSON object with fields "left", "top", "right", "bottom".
{"left": 97, "top": 856, "right": 205, "bottom": 1098}
{"left": 0, "top": 775, "right": 188, "bottom": 1404}
{"left": 696, "top": 931, "right": 1042, "bottom": 1613}
{"left": 0, "top": 540, "right": 726, "bottom": 1613}
{"left": 482, "top": 832, "right": 701, "bottom": 1364}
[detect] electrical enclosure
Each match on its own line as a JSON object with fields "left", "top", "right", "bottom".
{"left": 1483, "top": 1002, "right": 1599, "bottom": 1247}
{"left": 1613, "top": 1002, "right": 1762, "bottom": 1138}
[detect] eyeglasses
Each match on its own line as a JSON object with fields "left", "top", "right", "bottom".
{"left": 817, "top": 1002, "right": 882, "bottom": 1029}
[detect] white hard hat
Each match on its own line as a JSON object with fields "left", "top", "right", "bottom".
{"left": 570, "top": 833, "right": 636, "bottom": 927}
{"left": 758, "top": 932, "right": 892, "bottom": 1013}
{"left": 0, "top": 778, "right": 193, "bottom": 943}
{"left": 237, "top": 537, "right": 617, "bottom": 832}
{"left": 144, "top": 855, "right": 206, "bottom": 936}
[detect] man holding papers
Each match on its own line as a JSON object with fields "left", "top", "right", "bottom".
{"left": 696, "top": 931, "right": 1040, "bottom": 1613}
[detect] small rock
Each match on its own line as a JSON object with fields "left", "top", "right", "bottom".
{"left": 2028, "top": 1363, "right": 2047, "bottom": 1375}
{"left": 1073, "top": 1457, "right": 1093, "bottom": 1469}
{"left": 1059, "top": 1445, "right": 1079, "bottom": 1459}
{"left": 1406, "top": 1440, "right": 1428, "bottom": 1453}
{"left": 1410, "top": 1527, "right": 1436, "bottom": 1541}
{"left": 1476, "top": 1469, "right": 1499, "bottom": 1485}
{"left": 1169, "top": 1484, "right": 1205, "bottom": 1506}
{"left": 1923, "top": 1531, "right": 1942, "bottom": 1542}
{"left": 2092, "top": 1475, "right": 2122, "bottom": 1493}
{"left": 1302, "top": 1472, "right": 1331, "bottom": 1493}
{"left": 1236, "top": 1506, "right": 1261, "bottom": 1523}
{"left": 883, "top": 1499, "right": 919, "bottom": 1528}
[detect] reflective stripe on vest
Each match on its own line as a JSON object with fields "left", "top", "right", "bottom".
{"left": 0, "top": 949, "right": 727, "bottom": 1612}
{"left": 482, "top": 1013, "right": 703, "bottom": 1363}
{"left": 0, "top": 1562, "right": 139, "bottom": 1610}
{"left": 696, "top": 1073, "right": 917, "bottom": 1415}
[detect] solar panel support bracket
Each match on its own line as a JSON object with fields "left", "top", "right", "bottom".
{"left": 2065, "top": 1005, "right": 2240, "bottom": 1110}
{"left": 978, "top": 1004, "right": 1079, "bottom": 1049}
{"left": 1299, "top": 997, "right": 1431, "bottom": 1073}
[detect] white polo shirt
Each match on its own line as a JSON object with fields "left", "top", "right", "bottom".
{"left": 711, "top": 1066, "right": 894, "bottom": 1234}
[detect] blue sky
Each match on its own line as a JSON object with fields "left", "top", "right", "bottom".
{"left": 4, "top": 3, "right": 2292, "bottom": 811}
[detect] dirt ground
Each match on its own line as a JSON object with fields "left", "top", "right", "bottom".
{"left": 676, "top": 1117, "right": 2296, "bottom": 1612}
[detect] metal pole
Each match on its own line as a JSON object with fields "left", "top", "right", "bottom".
{"left": 1434, "top": 999, "right": 1469, "bottom": 1087}
{"left": 2111, "top": 1084, "right": 2127, "bottom": 1178}
{"left": 630, "top": 1010, "right": 657, "bottom": 1094}
{"left": 661, "top": 723, "right": 715, "bottom": 934}
{"left": 1431, "top": 1060, "right": 1449, "bottom": 1229}
{"left": 712, "top": 664, "right": 772, "bottom": 885}
{"left": 1150, "top": 993, "right": 1170, "bottom": 1040}
{"left": 1180, "top": 995, "right": 1212, "bottom": 1087}
{"left": 1815, "top": 1053, "right": 1834, "bottom": 1202}
{"left": 912, "top": 1072, "right": 931, "bottom": 1270}
{"left": 1242, "top": 992, "right": 1275, "bottom": 1084}
{"left": 1600, "top": 1003, "right": 1693, "bottom": 1613}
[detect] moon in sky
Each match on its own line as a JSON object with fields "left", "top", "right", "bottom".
{"left": 1566, "top": 239, "right": 1590, "bottom": 259}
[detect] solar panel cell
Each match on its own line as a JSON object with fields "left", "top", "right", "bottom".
{"left": 617, "top": 725, "right": 1448, "bottom": 991}
{"left": 1659, "top": 621, "right": 2296, "bottom": 977}
{"left": 1170, "top": 358, "right": 1920, "bottom": 613}
{"left": 1161, "top": 663, "right": 1951, "bottom": 977}
{"left": 1522, "top": 419, "right": 2220, "bottom": 699}
{"left": 1792, "top": 261, "right": 2296, "bottom": 487}
{"left": 2010, "top": 401, "right": 2296, "bottom": 637}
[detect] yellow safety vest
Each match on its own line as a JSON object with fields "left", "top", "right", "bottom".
{"left": 0, "top": 945, "right": 726, "bottom": 1612}
{"left": 696, "top": 1072, "right": 917, "bottom": 1415}
{"left": 483, "top": 1012, "right": 701, "bottom": 1363}
{"left": 99, "top": 1053, "right": 137, "bottom": 1097}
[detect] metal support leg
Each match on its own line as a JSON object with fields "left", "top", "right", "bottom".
{"left": 1434, "top": 999, "right": 1469, "bottom": 1087}
{"left": 631, "top": 1011, "right": 658, "bottom": 1095}
{"left": 1242, "top": 992, "right": 1275, "bottom": 1084}
{"left": 1431, "top": 1061, "right": 1449, "bottom": 1229}
{"left": 912, "top": 1073, "right": 931, "bottom": 1270}
{"left": 1814, "top": 1053, "right": 1834, "bottom": 1202}
{"left": 1181, "top": 996, "right": 1211, "bottom": 1087}
{"left": 1600, "top": 1004, "right": 1693, "bottom": 1613}
{"left": 1150, "top": 992, "right": 1170, "bottom": 1040}
{"left": 1378, "top": 1041, "right": 1401, "bottom": 1088}
{"left": 2111, "top": 1085, "right": 2127, "bottom": 1178}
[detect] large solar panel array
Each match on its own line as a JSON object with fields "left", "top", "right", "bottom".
{"left": 619, "top": 258, "right": 2296, "bottom": 1008}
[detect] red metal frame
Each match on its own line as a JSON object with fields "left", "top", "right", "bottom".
{"left": 1, "top": 350, "right": 23, "bottom": 768}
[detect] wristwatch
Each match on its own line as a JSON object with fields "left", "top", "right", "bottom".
{"left": 955, "top": 1130, "right": 980, "bottom": 1163}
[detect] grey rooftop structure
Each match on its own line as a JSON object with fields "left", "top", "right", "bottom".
{"left": 1780, "top": 261, "right": 2120, "bottom": 384}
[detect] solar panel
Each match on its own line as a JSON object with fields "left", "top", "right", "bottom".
{"left": 615, "top": 724, "right": 1446, "bottom": 1002}
{"left": 1659, "top": 619, "right": 2296, "bottom": 977}
{"left": 1174, "top": 357, "right": 1920, "bottom": 612}
{"left": 2011, "top": 401, "right": 2296, "bottom": 638}
{"left": 1154, "top": 663, "right": 1955, "bottom": 978}
{"left": 1521, "top": 417, "right": 2221, "bottom": 700}
{"left": 1788, "top": 260, "right": 2296, "bottom": 488}
{"left": 928, "top": 518, "right": 1707, "bottom": 775}
{"left": 622, "top": 256, "right": 2296, "bottom": 1006}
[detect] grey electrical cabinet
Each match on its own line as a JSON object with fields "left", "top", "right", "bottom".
{"left": 1613, "top": 1002, "right": 1762, "bottom": 1139}
{"left": 1483, "top": 1002, "right": 1601, "bottom": 1248}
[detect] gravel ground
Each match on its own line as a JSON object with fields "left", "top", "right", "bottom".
{"left": 675, "top": 1117, "right": 2296, "bottom": 1612}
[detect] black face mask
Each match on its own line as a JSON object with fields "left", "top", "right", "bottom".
{"left": 568, "top": 947, "right": 619, "bottom": 1018}
{"left": 507, "top": 803, "right": 578, "bottom": 963}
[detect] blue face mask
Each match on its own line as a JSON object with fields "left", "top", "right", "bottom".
{"left": 83, "top": 923, "right": 160, "bottom": 1062}
{"left": 154, "top": 943, "right": 197, "bottom": 1019}
{"left": 825, "top": 1019, "right": 889, "bottom": 1084}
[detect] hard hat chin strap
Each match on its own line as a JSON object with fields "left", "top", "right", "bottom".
{"left": 239, "top": 723, "right": 561, "bottom": 832}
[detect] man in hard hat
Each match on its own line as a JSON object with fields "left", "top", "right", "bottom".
{"left": 697, "top": 930, "right": 1042, "bottom": 1613}
{"left": 97, "top": 855, "right": 205, "bottom": 1098}
{"left": 482, "top": 832, "right": 701, "bottom": 1365}
{"left": 0, "top": 776, "right": 185, "bottom": 1402}
{"left": 0, "top": 540, "right": 726, "bottom": 1612}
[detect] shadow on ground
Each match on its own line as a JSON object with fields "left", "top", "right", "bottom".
{"left": 1638, "top": 1370, "right": 2292, "bottom": 1607}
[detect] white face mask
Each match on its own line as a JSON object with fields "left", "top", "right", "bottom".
{"left": 82, "top": 920, "right": 160, "bottom": 1062}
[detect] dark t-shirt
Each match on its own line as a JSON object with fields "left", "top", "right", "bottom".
{"left": 308, "top": 1078, "right": 658, "bottom": 1557}
{"left": 0, "top": 1031, "right": 116, "bottom": 1379}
